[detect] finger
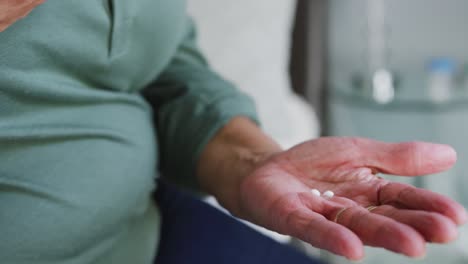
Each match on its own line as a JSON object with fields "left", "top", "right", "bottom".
{"left": 368, "top": 205, "right": 458, "bottom": 243}
{"left": 379, "top": 182, "right": 468, "bottom": 225}
{"left": 355, "top": 138, "right": 457, "bottom": 176}
{"left": 284, "top": 206, "right": 364, "bottom": 261}
{"left": 332, "top": 206, "right": 426, "bottom": 258}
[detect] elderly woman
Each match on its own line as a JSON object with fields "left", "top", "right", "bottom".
{"left": 0, "top": 1, "right": 466, "bottom": 264}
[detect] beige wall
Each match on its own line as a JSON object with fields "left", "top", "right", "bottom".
{"left": 187, "top": 0, "right": 319, "bottom": 148}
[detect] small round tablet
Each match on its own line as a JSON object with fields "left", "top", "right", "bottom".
{"left": 311, "top": 189, "right": 321, "bottom": 197}
{"left": 323, "top": 190, "right": 334, "bottom": 198}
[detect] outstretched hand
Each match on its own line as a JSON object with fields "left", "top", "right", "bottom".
{"left": 238, "top": 137, "right": 467, "bottom": 260}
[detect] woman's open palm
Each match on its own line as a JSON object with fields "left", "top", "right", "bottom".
{"left": 239, "top": 137, "right": 467, "bottom": 260}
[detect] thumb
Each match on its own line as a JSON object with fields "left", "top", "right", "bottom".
{"left": 359, "top": 139, "right": 457, "bottom": 176}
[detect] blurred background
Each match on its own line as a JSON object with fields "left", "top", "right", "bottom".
{"left": 188, "top": 0, "right": 468, "bottom": 263}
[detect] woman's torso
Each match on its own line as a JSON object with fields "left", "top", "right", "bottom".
{"left": 0, "top": 0, "right": 186, "bottom": 263}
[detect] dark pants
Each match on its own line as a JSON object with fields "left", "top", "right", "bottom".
{"left": 153, "top": 181, "right": 325, "bottom": 264}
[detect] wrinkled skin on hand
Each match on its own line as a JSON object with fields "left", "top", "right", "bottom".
{"left": 239, "top": 137, "right": 468, "bottom": 260}
{"left": 0, "top": 0, "right": 45, "bottom": 32}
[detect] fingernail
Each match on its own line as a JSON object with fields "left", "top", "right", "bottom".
{"left": 432, "top": 145, "right": 457, "bottom": 164}
{"left": 460, "top": 207, "right": 468, "bottom": 225}
{"left": 408, "top": 248, "right": 426, "bottom": 260}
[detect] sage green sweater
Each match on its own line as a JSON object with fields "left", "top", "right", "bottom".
{"left": 0, "top": 0, "right": 257, "bottom": 263}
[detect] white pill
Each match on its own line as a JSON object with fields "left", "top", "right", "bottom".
{"left": 311, "top": 189, "right": 321, "bottom": 197}
{"left": 323, "top": 190, "right": 334, "bottom": 198}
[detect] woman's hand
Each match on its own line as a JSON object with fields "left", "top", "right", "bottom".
{"left": 239, "top": 137, "right": 467, "bottom": 260}
{"left": 198, "top": 117, "right": 467, "bottom": 261}
{"left": 0, "top": 0, "right": 45, "bottom": 32}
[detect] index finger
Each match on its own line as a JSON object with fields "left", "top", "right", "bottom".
{"left": 285, "top": 206, "right": 364, "bottom": 261}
